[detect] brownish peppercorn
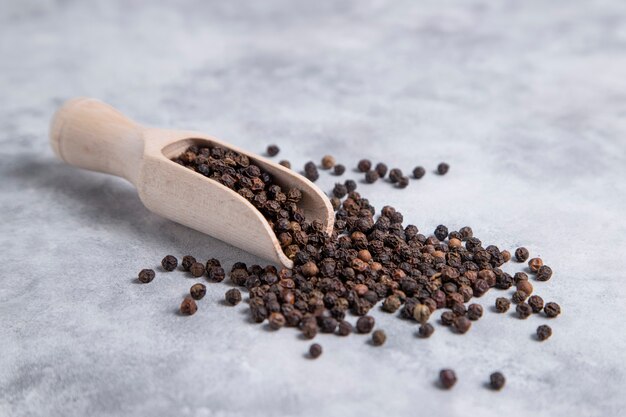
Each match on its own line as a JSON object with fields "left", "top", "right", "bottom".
{"left": 180, "top": 297, "right": 197, "bottom": 315}
{"left": 449, "top": 238, "right": 462, "bottom": 249}
{"left": 333, "top": 183, "right": 348, "bottom": 198}
{"left": 397, "top": 176, "right": 409, "bottom": 188}
{"left": 501, "top": 250, "right": 511, "bottom": 262}
{"left": 182, "top": 255, "right": 196, "bottom": 271}
{"left": 528, "top": 257, "right": 543, "bottom": 272}
{"left": 437, "top": 162, "right": 449, "bottom": 175}
{"left": 495, "top": 297, "right": 511, "bottom": 313}
{"left": 190, "top": 283, "right": 206, "bottom": 300}
{"left": 208, "top": 266, "right": 226, "bottom": 282}
{"left": 512, "top": 290, "right": 528, "bottom": 304}
{"left": 337, "top": 320, "right": 352, "bottom": 336}
{"left": 356, "top": 316, "right": 375, "bottom": 334}
{"left": 333, "top": 164, "right": 346, "bottom": 175}
{"left": 514, "top": 272, "right": 529, "bottom": 283}
{"left": 321, "top": 155, "right": 336, "bottom": 169}
{"left": 537, "top": 325, "right": 552, "bottom": 341}
{"left": 383, "top": 295, "right": 402, "bottom": 313}
{"left": 189, "top": 262, "right": 205, "bottom": 278}
{"left": 439, "top": 369, "right": 457, "bottom": 389}
{"left": 412, "top": 166, "right": 425, "bottom": 179}
{"left": 490, "top": 372, "right": 506, "bottom": 390}
{"left": 138, "top": 269, "right": 155, "bottom": 283}
{"left": 453, "top": 316, "right": 472, "bottom": 334}
{"left": 544, "top": 302, "right": 561, "bottom": 318}
{"left": 515, "top": 247, "right": 529, "bottom": 262}
{"left": 441, "top": 311, "right": 455, "bottom": 326}
{"left": 365, "top": 170, "right": 379, "bottom": 184}
{"left": 301, "top": 321, "right": 318, "bottom": 339}
{"left": 418, "top": 323, "right": 435, "bottom": 338}
{"left": 536, "top": 265, "right": 553, "bottom": 281}
{"left": 309, "top": 343, "right": 322, "bottom": 358}
{"left": 161, "top": 255, "right": 178, "bottom": 271}
{"left": 225, "top": 288, "right": 242, "bottom": 305}
{"left": 266, "top": 144, "right": 280, "bottom": 156}
{"left": 372, "top": 330, "right": 387, "bottom": 346}
{"left": 413, "top": 304, "right": 431, "bottom": 324}
{"left": 528, "top": 295, "right": 544, "bottom": 313}
{"left": 301, "top": 261, "right": 319, "bottom": 277}
{"left": 516, "top": 280, "right": 533, "bottom": 296}
{"left": 268, "top": 312, "right": 286, "bottom": 329}
{"left": 330, "top": 197, "right": 341, "bottom": 210}
{"left": 516, "top": 302, "right": 532, "bottom": 319}
{"left": 467, "top": 304, "right": 483, "bottom": 321}
{"left": 357, "top": 159, "right": 372, "bottom": 172}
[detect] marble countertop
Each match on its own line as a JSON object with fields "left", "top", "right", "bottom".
{"left": 1, "top": 1, "right": 625, "bottom": 416}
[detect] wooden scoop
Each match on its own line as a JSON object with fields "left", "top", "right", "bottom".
{"left": 49, "top": 98, "right": 334, "bottom": 268}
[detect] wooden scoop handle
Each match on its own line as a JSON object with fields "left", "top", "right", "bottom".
{"left": 49, "top": 98, "right": 145, "bottom": 184}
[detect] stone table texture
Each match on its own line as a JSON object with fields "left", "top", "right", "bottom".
{"left": 1, "top": 1, "right": 625, "bottom": 416}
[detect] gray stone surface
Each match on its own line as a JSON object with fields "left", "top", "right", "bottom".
{"left": 1, "top": 1, "right": 625, "bottom": 416}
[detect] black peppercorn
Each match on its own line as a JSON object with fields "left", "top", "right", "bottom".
{"left": 537, "top": 324, "right": 552, "bottom": 341}
{"left": 266, "top": 144, "right": 280, "bottom": 156}
{"left": 515, "top": 247, "right": 529, "bottom": 262}
{"left": 490, "top": 372, "right": 506, "bottom": 390}
{"left": 412, "top": 166, "right": 425, "bottom": 179}
{"left": 161, "top": 255, "right": 178, "bottom": 271}
{"left": 441, "top": 311, "right": 455, "bottom": 326}
{"left": 356, "top": 316, "right": 375, "bottom": 334}
{"left": 437, "top": 162, "right": 449, "bottom": 175}
{"left": 512, "top": 290, "right": 528, "bottom": 304}
{"left": 337, "top": 320, "right": 352, "bottom": 336}
{"left": 208, "top": 266, "right": 226, "bottom": 282}
{"left": 372, "top": 329, "right": 386, "bottom": 346}
{"left": 333, "top": 164, "right": 346, "bottom": 175}
{"left": 268, "top": 312, "right": 286, "bottom": 329}
{"left": 453, "top": 316, "right": 471, "bottom": 333}
{"left": 397, "top": 176, "right": 409, "bottom": 188}
{"left": 516, "top": 302, "right": 532, "bottom": 319}
{"left": 536, "top": 265, "right": 553, "bottom": 281}
{"left": 344, "top": 179, "right": 357, "bottom": 192}
{"left": 365, "top": 170, "right": 379, "bottom": 184}
{"left": 375, "top": 162, "right": 388, "bottom": 178}
{"left": 138, "top": 269, "right": 155, "bottom": 283}
{"left": 190, "top": 283, "right": 206, "bottom": 300}
{"left": 528, "top": 295, "right": 544, "bottom": 313}
{"left": 357, "top": 159, "right": 372, "bottom": 172}
{"left": 388, "top": 168, "right": 403, "bottom": 183}
{"left": 467, "top": 303, "right": 483, "bottom": 321}
{"left": 495, "top": 297, "right": 511, "bottom": 313}
{"left": 224, "top": 289, "right": 241, "bottom": 306}
{"left": 333, "top": 183, "right": 348, "bottom": 198}
{"left": 439, "top": 369, "right": 457, "bottom": 389}
{"left": 189, "top": 262, "right": 205, "bottom": 278}
{"left": 418, "top": 323, "right": 435, "bottom": 338}
{"left": 181, "top": 255, "right": 196, "bottom": 271}
{"left": 544, "top": 302, "right": 561, "bottom": 318}
{"left": 309, "top": 343, "right": 323, "bottom": 358}
{"left": 434, "top": 225, "right": 449, "bottom": 241}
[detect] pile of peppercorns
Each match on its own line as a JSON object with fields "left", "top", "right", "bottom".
{"left": 137, "top": 142, "right": 561, "bottom": 390}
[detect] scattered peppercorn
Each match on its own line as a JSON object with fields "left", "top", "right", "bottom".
{"left": 528, "top": 257, "right": 543, "bottom": 272}
{"left": 356, "top": 316, "right": 375, "bottom": 334}
{"left": 304, "top": 161, "right": 319, "bottom": 182}
{"left": 337, "top": 320, "right": 352, "bottom": 336}
{"left": 528, "top": 295, "right": 544, "bottom": 313}
{"left": 208, "top": 266, "right": 226, "bottom": 282}
{"left": 266, "top": 145, "right": 280, "bottom": 156}
{"left": 467, "top": 304, "right": 483, "bottom": 321}
{"left": 333, "top": 183, "right": 348, "bottom": 198}
{"left": 309, "top": 343, "right": 323, "bottom": 358}
{"left": 536, "top": 324, "right": 552, "bottom": 341}
{"left": 357, "top": 159, "right": 372, "bottom": 172}
{"left": 437, "top": 162, "right": 449, "bottom": 175}
{"left": 189, "top": 262, "right": 205, "bottom": 278}
{"left": 418, "top": 323, "right": 435, "bottom": 338}
{"left": 495, "top": 297, "right": 511, "bottom": 313}
{"left": 388, "top": 168, "right": 403, "bottom": 183}
{"left": 512, "top": 290, "right": 528, "bottom": 304}
{"left": 516, "top": 280, "right": 533, "bottom": 296}
{"left": 268, "top": 312, "right": 286, "bottom": 329}
{"left": 190, "top": 283, "right": 206, "bottom": 300}
{"left": 501, "top": 250, "right": 511, "bottom": 263}
{"left": 515, "top": 247, "right": 529, "bottom": 262}
{"left": 344, "top": 179, "right": 357, "bottom": 192}
{"left": 365, "top": 170, "right": 379, "bottom": 184}
{"left": 441, "top": 311, "right": 456, "bottom": 326}
{"left": 161, "top": 255, "right": 178, "bottom": 271}
{"left": 434, "top": 225, "right": 449, "bottom": 241}
{"left": 372, "top": 330, "right": 387, "bottom": 346}
{"left": 181, "top": 255, "right": 196, "bottom": 271}
{"left": 516, "top": 302, "right": 533, "bottom": 319}
{"left": 413, "top": 304, "right": 431, "bottom": 324}
{"left": 333, "top": 164, "right": 346, "bottom": 175}
{"left": 180, "top": 297, "right": 197, "bottom": 315}
{"left": 544, "top": 302, "right": 561, "bottom": 318}
{"left": 453, "top": 316, "right": 472, "bottom": 334}
{"left": 412, "top": 166, "right": 425, "bottom": 179}
{"left": 375, "top": 163, "right": 388, "bottom": 178}
{"left": 383, "top": 295, "right": 402, "bottom": 313}
{"left": 490, "top": 372, "right": 506, "bottom": 390}
{"left": 536, "top": 265, "right": 553, "bottom": 281}
{"left": 225, "top": 288, "right": 242, "bottom": 305}
{"left": 397, "top": 176, "right": 409, "bottom": 188}
{"left": 321, "top": 155, "right": 336, "bottom": 169}
{"left": 138, "top": 269, "right": 155, "bottom": 283}
{"left": 439, "top": 369, "right": 457, "bottom": 389}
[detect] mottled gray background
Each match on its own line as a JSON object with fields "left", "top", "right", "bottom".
{"left": 1, "top": 1, "right": 625, "bottom": 416}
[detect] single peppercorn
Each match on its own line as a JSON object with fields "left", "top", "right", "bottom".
{"left": 208, "top": 266, "right": 226, "bottom": 282}
{"left": 441, "top": 311, "right": 455, "bottom": 326}
{"left": 490, "top": 372, "right": 506, "bottom": 390}
{"left": 225, "top": 288, "right": 242, "bottom": 305}
{"left": 189, "top": 262, "right": 205, "bottom": 278}
{"left": 434, "top": 225, "right": 449, "bottom": 241}
{"left": 301, "top": 261, "right": 319, "bottom": 277}
{"left": 495, "top": 297, "right": 511, "bottom": 313}
{"left": 544, "top": 302, "right": 561, "bottom": 318}
{"left": 512, "top": 290, "right": 528, "bottom": 304}
{"left": 337, "top": 320, "right": 352, "bottom": 336}
{"left": 180, "top": 297, "right": 197, "bottom": 315}
{"left": 515, "top": 247, "right": 530, "bottom": 262}
{"left": 375, "top": 162, "right": 388, "bottom": 178}
{"left": 365, "top": 170, "right": 379, "bottom": 184}
{"left": 412, "top": 166, "right": 425, "bottom": 179}
{"left": 459, "top": 226, "right": 473, "bottom": 240}
{"left": 190, "top": 283, "right": 206, "bottom": 300}
{"left": 516, "top": 280, "right": 533, "bottom": 296}
{"left": 413, "top": 304, "right": 431, "bottom": 324}
{"left": 537, "top": 324, "right": 552, "bottom": 341}
{"left": 330, "top": 197, "right": 341, "bottom": 210}
{"left": 356, "top": 316, "right": 375, "bottom": 334}
{"left": 344, "top": 179, "right": 357, "bottom": 192}
{"left": 333, "top": 164, "right": 346, "bottom": 175}
{"left": 397, "top": 176, "right": 409, "bottom": 188}
{"left": 528, "top": 295, "right": 544, "bottom": 313}
{"left": 467, "top": 304, "right": 483, "bottom": 321}
{"left": 321, "top": 155, "right": 336, "bottom": 169}
{"left": 516, "top": 302, "right": 533, "bottom": 319}
{"left": 514, "top": 272, "right": 529, "bottom": 283}
{"left": 437, "top": 162, "right": 449, "bottom": 175}
{"left": 309, "top": 343, "right": 323, "bottom": 358}
{"left": 439, "top": 369, "right": 457, "bottom": 389}
{"left": 388, "top": 168, "right": 403, "bottom": 183}
{"left": 536, "top": 265, "right": 553, "bottom": 281}
{"left": 372, "top": 329, "right": 387, "bottom": 346}
{"left": 266, "top": 144, "right": 280, "bottom": 156}
{"left": 138, "top": 269, "right": 155, "bottom": 283}
{"left": 418, "top": 323, "right": 435, "bottom": 338}
{"left": 181, "top": 255, "right": 196, "bottom": 271}
{"left": 501, "top": 250, "right": 511, "bottom": 262}
{"left": 453, "top": 316, "right": 472, "bottom": 334}
{"left": 268, "top": 312, "right": 286, "bottom": 329}
{"left": 333, "top": 183, "right": 348, "bottom": 198}
{"left": 382, "top": 295, "right": 402, "bottom": 313}
{"left": 357, "top": 159, "right": 372, "bottom": 172}
{"left": 528, "top": 257, "right": 543, "bottom": 272}
{"left": 279, "top": 160, "right": 291, "bottom": 169}
{"left": 161, "top": 255, "right": 178, "bottom": 271}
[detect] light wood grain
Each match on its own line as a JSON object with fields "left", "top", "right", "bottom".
{"left": 49, "top": 98, "right": 334, "bottom": 268}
